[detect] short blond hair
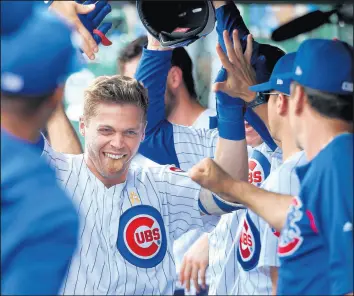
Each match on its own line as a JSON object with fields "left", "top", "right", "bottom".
{"left": 83, "top": 75, "right": 148, "bottom": 121}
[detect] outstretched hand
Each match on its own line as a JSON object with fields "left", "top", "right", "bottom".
{"left": 213, "top": 29, "right": 257, "bottom": 102}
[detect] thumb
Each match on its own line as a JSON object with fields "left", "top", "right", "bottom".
{"left": 75, "top": 2, "right": 95, "bottom": 14}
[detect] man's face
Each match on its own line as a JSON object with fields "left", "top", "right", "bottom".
{"left": 122, "top": 55, "right": 142, "bottom": 78}
{"left": 245, "top": 121, "right": 263, "bottom": 148}
{"left": 81, "top": 102, "right": 146, "bottom": 182}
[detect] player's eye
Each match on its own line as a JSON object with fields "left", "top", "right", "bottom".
{"left": 125, "top": 130, "right": 138, "bottom": 136}
{"left": 99, "top": 128, "right": 112, "bottom": 134}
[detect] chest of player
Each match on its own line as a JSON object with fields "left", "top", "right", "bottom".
{"left": 277, "top": 195, "right": 330, "bottom": 294}
{"left": 63, "top": 165, "right": 176, "bottom": 294}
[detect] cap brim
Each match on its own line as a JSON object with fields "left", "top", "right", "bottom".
{"left": 249, "top": 81, "right": 273, "bottom": 93}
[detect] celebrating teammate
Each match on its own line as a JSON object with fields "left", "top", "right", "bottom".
{"left": 190, "top": 38, "right": 353, "bottom": 295}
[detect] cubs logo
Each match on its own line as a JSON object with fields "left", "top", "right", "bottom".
{"left": 248, "top": 150, "right": 271, "bottom": 187}
{"left": 278, "top": 196, "right": 304, "bottom": 257}
{"left": 117, "top": 205, "right": 167, "bottom": 268}
{"left": 237, "top": 212, "right": 261, "bottom": 271}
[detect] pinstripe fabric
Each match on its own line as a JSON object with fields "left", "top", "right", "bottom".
{"left": 41, "top": 139, "right": 220, "bottom": 295}
{"left": 209, "top": 150, "right": 307, "bottom": 295}
{"left": 208, "top": 144, "right": 282, "bottom": 295}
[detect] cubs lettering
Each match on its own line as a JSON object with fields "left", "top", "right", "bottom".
{"left": 237, "top": 212, "right": 261, "bottom": 271}
{"left": 278, "top": 196, "right": 304, "bottom": 257}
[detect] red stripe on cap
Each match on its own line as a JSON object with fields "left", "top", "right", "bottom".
{"left": 93, "top": 29, "right": 112, "bottom": 46}
{"left": 333, "top": 37, "right": 339, "bottom": 41}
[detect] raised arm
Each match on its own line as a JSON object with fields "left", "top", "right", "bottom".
{"left": 212, "top": 1, "right": 277, "bottom": 150}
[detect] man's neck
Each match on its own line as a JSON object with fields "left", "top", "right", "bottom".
{"left": 278, "top": 123, "right": 301, "bottom": 162}
{"left": 1, "top": 111, "right": 41, "bottom": 142}
{"left": 167, "top": 93, "right": 206, "bottom": 126}
{"left": 303, "top": 115, "right": 352, "bottom": 161}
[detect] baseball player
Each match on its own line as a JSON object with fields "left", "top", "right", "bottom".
{"left": 189, "top": 39, "right": 353, "bottom": 295}
{"left": 178, "top": 2, "right": 285, "bottom": 294}
{"left": 1, "top": 7, "right": 82, "bottom": 295}
{"left": 40, "top": 71, "right": 249, "bottom": 295}
{"left": 209, "top": 52, "right": 307, "bottom": 295}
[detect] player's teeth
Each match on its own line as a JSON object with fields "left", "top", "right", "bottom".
{"left": 105, "top": 153, "right": 124, "bottom": 160}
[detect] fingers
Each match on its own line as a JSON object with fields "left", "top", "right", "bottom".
{"left": 191, "top": 265, "right": 200, "bottom": 293}
{"left": 244, "top": 34, "right": 253, "bottom": 65}
{"left": 183, "top": 262, "right": 192, "bottom": 292}
{"left": 179, "top": 257, "right": 187, "bottom": 284}
{"left": 75, "top": 2, "right": 95, "bottom": 14}
{"left": 92, "top": 3, "right": 111, "bottom": 27}
{"left": 75, "top": 3, "right": 98, "bottom": 57}
{"left": 216, "top": 43, "right": 232, "bottom": 71}
{"left": 223, "top": 30, "right": 238, "bottom": 64}
{"left": 87, "top": 0, "right": 107, "bottom": 20}
{"left": 200, "top": 264, "right": 208, "bottom": 290}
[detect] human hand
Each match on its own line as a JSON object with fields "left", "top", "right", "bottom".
{"left": 213, "top": 29, "right": 257, "bottom": 102}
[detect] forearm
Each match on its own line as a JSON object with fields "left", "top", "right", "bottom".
{"left": 46, "top": 104, "right": 83, "bottom": 154}
{"left": 223, "top": 180, "right": 292, "bottom": 231}
{"left": 214, "top": 138, "right": 248, "bottom": 181}
{"left": 134, "top": 47, "right": 172, "bottom": 135}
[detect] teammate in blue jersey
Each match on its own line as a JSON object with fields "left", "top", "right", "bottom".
{"left": 1, "top": 8, "right": 82, "bottom": 295}
{"left": 189, "top": 38, "right": 353, "bottom": 295}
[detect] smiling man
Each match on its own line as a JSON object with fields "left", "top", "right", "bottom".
{"left": 41, "top": 74, "right": 250, "bottom": 295}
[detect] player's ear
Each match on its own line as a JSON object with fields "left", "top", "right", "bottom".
{"left": 293, "top": 84, "right": 305, "bottom": 116}
{"left": 168, "top": 66, "right": 183, "bottom": 89}
{"left": 49, "top": 85, "right": 65, "bottom": 107}
{"left": 278, "top": 93, "right": 288, "bottom": 116}
{"left": 79, "top": 116, "right": 86, "bottom": 137}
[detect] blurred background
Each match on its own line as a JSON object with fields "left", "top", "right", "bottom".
{"left": 64, "top": 1, "right": 354, "bottom": 147}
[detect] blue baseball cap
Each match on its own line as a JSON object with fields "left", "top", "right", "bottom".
{"left": 1, "top": 8, "right": 84, "bottom": 97}
{"left": 249, "top": 52, "right": 296, "bottom": 96}
{"left": 278, "top": 39, "right": 353, "bottom": 95}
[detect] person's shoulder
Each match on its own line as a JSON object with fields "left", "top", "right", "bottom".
{"left": 192, "top": 108, "right": 217, "bottom": 130}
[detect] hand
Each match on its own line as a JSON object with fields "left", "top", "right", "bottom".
{"left": 188, "top": 158, "right": 234, "bottom": 195}
{"left": 50, "top": 1, "right": 99, "bottom": 60}
{"left": 213, "top": 29, "right": 257, "bottom": 102}
{"left": 212, "top": 1, "right": 228, "bottom": 9}
{"left": 180, "top": 234, "right": 209, "bottom": 293}
{"left": 147, "top": 33, "right": 172, "bottom": 51}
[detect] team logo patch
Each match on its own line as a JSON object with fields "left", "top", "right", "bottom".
{"left": 278, "top": 196, "right": 304, "bottom": 257}
{"left": 169, "top": 166, "right": 184, "bottom": 172}
{"left": 117, "top": 205, "right": 167, "bottom": 268}
{"left": 237, "top": 212, "right": 261, "bottom": 271}
{"left": 248, "top": 150, "right": 271, "bottom": 187}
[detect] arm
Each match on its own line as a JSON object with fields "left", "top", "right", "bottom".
{"left": 270, "top": 267, "right": 278, "bottom": 295}
{"left": 46, "top": 103, "right": 83, "bottom": 154}
{"left": 213, "top": 2, "right": 276, "bottom": 150}
{"left": 179, "top": 233, "right": 209, "bottom": 293}
{"left": 189, "top": 158, "right": 292, "bottom": 231}
{"left": 136, "top": 36, "right": 248, "bottom": 180}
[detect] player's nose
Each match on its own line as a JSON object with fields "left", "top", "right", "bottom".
{"left": 110, "top": 133, "right": 125, "bottom": 149}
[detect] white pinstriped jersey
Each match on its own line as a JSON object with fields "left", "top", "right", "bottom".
{"left": 208, "top": 143, "right": 282, "bottom": 295}
{"left": 41, "top": 135, "right": 227, "bottom": 295}
{"left": 209, "top": 150, "right": 307, "bottom": 295}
